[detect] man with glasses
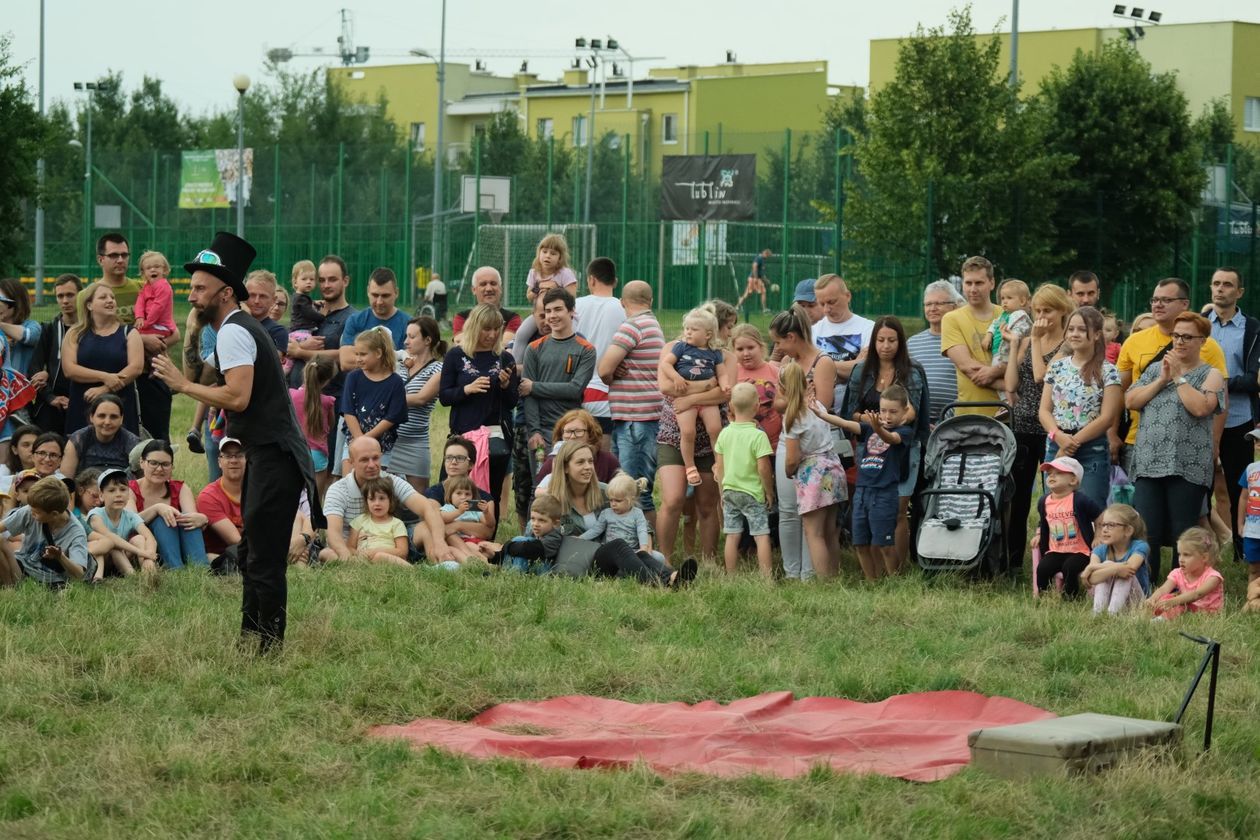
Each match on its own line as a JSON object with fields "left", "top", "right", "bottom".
{"left": 151, "top": 232, "right": 322, "bottom": 655}
{"left": 1206, "top": 267, "right": 1259, "bottom": 559}
{"left": 196, "top": 437, "right": 247, "bottom": 560}
{"left": 87, "top": 233, "right": 181, "bottom": 441}
{"left": 907, "top": 279, "right": 965, "bottom": 428}
{"left": 29, "top": 274, "right": 81, "bottom": 434}
{"left": 1116, "top": 277, "right": 1228, "bottom": 475}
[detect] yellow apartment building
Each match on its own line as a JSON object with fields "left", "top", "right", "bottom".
{"left": 869, "top": 20, "right": 1260, "bottom": 146}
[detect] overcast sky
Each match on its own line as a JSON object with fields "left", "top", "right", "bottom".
{"left": 5, "top": 0, "right": 1251, "bottom": 116}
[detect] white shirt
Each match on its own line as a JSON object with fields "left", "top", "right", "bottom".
{"left": 211, "top": 309, "right": 258, "bottom": 372}
{"left": 783, "top": 410, "right": 837, "bottom": 457}
{"left": 574, "top": 295, "right": 627, "bottom": 394}
{"left": 812, "top": 312, "right": 875, "bottom": 410}
{"left": 323, "top": 470, "right": 417, "bottom": 538}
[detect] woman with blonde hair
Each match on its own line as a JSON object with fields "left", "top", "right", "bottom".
{"left": 1002, "top": 282, "right": 1073, "bottom": 572}
{"left": 438, "top": 303, "right": 518, "bottom": 526}
{"left": 62, "top": 282, "right": 144, "bottom": 435}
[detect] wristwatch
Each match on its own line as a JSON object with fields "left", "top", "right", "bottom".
{"left": 1174, "top": 376, "right": 1188, "bottom": 386}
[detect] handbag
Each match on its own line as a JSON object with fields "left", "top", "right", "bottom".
{"left": 0, "top": 367, "right": 37, "bottom": 427}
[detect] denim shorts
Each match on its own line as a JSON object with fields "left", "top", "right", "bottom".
{"left": 722, "top": 489, "right": 770, "bottom": 536}
{"left": 1244, "top": 537, "right": 1260, "bottom": 564}
{"left": 851, "top": 484, "right": 898, "bottom": 547}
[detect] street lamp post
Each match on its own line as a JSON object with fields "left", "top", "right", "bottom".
{"left": 575, "top": 37, "right": 615, "bottom": 226}
{"left": 34, "top": 0, "right": 46, "bottom": 304}
{"left": 71, "top": 82, "right": 101, "bottom": 277}
{"left": 233, "top": 75, "right": 251, "bottom": 237}
{"left": 414, "top": 0, "right": 447, "bottom": 287}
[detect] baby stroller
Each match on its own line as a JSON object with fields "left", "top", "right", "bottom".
{"left": 914, "top": 402, "right": 1017, "bottom": 577}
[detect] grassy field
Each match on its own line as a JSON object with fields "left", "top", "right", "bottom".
{"left": 5, "top": 304, "right": 1260, "bottom": 837}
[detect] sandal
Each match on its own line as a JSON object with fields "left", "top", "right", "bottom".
{"left": 685, "top": 466, "right": 702, "bottom": 487}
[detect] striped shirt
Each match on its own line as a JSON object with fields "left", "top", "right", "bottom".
{"left": 608, "top": 311, "right": 665, "bottom": 422}
{"left": 906, "top": 329, "right": 958, "bottom": 426}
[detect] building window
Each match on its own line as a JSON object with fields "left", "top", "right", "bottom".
{"left": 537, "top": 118, "right": 554, "bottom": 139}
{"left": 1247, "top": 97, "right": 1260, "bottom": 132}
{"left": 573, "top": 115, "right": 588, "bottom": 147}
{"left": 662, "top": 113, "right": 678, "bottom": 144}
{"left": 409, "top": 122, "right": 426, "bottom": 151}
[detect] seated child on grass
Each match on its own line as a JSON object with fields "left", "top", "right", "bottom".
{"left": 87, "top": 467, "right": 158, "bottom": 579}
{"left": 579, "top": 472, "right": 665, "bottom": 563}
{"left": 1081, "top": 503, "right": 1149, "bottom": 614}
{"left": 0, "top": 476, "right": 94, "bottom": 587}
{"left": 440, "top": 475, "right": 490, "bottom": 559}
{"left": 481, "top": 494, "right": 566, "bottom": 573}
{"left": 1146, "top": 527, "right": 1224, "bottom": 620}
{"left": 346, "top": 477, "right": 410, "bottom": 567}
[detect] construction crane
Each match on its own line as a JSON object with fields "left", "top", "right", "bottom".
{"left": 266, "top": 8, "right": 370, "bottom": 67}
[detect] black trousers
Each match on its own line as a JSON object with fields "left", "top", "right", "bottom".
{"left": 136, "top": 372, "right": 172, "bottom": 441}
{"left": 239, "top": 442, "right": 304, "bottom": 652}
{"left": 1133, "top": 475, "right": 1208, "bottom": 584}
{"left": 593, "top": 539, "right": 673, "bottom": 585}
{"left": 1219, "top": 421, "right": 1252, "bottom": 558}
{"left": 1007, "top": 431, "right": 1046, "bottom": 575}
{"left": 1036, "top": 551, "right": 1091, "bottom": 597}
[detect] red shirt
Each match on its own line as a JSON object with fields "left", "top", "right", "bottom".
{"left": 197, "top": 479, "right": 243, "bottom": 555}
{"left": 129, "top": 479, "right": 186, "bottom": 513}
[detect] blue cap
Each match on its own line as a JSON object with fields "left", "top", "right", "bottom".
{"left": 793, "top": 278, "right": 816, "bottom": 303}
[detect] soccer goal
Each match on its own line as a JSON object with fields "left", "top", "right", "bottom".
{"left": 453, "top": 223, "right": 598, "bottom": 309}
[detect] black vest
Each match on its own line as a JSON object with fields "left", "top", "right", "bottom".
{"left": 214, "top": 311, "right": 325, "bottom": 526}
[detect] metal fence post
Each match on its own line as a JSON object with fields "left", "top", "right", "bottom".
{"left": 474, "top": 133, "right": 482, "bottom": 267}
{"left": 272, "top": 143, "right": 280, "bottom": 273}
{"left": 781, "top": 128, "right": 790, "bottom": 290}
{"left": 336, "top": 141, "right": 345, "bottom": 254}
{"left": 545, "top": 135, "right": 554, "bottom": 229}
{"left": 1250, "top": 202, "right": 1257, "bottom": 285}
{"left": 834, "top": 128, "right": 845, "bottom": 276}
{"left": 403, "top": 147, "right": 412, "bottom": 300}
{"left": 621, "top": 132, "right": 629, "bottom": 275}
{"left": 699, "top": 130, "right": 709, "bottom": 297}
{"left": 925, "top": 179, "right": 934, "bottom": 284}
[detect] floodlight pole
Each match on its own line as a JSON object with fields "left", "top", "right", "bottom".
{"left": 432, "top": 0, "right": 448, "bottom": 282}
{"left": 584, "top": 64, "right": 596, "bottom": 226}
{"left": 1009, "top": 0, "right": 1019, "bottom": 89}
{"left": 34, "top": 0, "right": 46, "bottom": 304}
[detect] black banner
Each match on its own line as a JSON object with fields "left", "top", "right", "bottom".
{"left": 659, "top": 154, "right": 756, "bottom": 221}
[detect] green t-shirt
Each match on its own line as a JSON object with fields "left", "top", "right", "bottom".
{"left": 713, "top": 420, "right": 773, "bottom": 501}
{"left": 79, "top": 278, "right": 144, "bottom": 326}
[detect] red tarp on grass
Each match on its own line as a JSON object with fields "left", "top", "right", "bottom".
{"left": 369, "top": 690, "right": 1054, "bottom": 782}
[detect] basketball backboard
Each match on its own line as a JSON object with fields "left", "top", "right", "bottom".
{"left": 461, "top": 174, "right": 511, "bottom": 221}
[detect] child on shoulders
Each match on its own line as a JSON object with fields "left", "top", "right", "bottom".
{"left": 713, "top": 382, "right": 775, "bottom": 577}
{"left": 525, "top": 233, "right": 578, "bottom": 302}
{"left": 1081, "top": 503, "right": 1149, "bottom": 614}
{"left": 134, "top": 250, "right": 177, "bottom": 340}
{"left": 1146, "top": 527, "right": 1224, "bottom": 619}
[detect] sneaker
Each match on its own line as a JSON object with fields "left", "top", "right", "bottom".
{"left": 186, "top": 429, "right": 205, "bottom": 454}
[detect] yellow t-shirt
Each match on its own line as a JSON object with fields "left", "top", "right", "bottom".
{"left": 940, "top": 305, "right": 999, "bottom": 414}
{"left": 78, "top": 278, "right": 144, "bottom": 326}
{"left": 1116, "top": 326, "right": 1229, "bottom": 445}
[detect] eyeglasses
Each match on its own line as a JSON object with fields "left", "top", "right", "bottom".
{"left": 923, "top": 301, "right": 953, "bottom": 309}
{"left": 1149, "top": 296, "right": 1187, "bottom": 306}
{"left": 1170, "top": 332, "right": 1204, "bottom": 344}
{"left": 99, "top": 251, "right": 130, "bottom": 261}
{"left": 562, "top": 428, "right": 587, "bottom": 438}
{"left": 144, "top": 459, "right": 173, "bottom": 470}
{"left": 444, "top": 454, "right": 470, "bottom": 463}
{"left": 219, "top": 452, "right": 245, "bottom": 461}
{"left": 33, "top": 450, "right": 61, "bottom": 460}
{"left": 1099, "top": 521, "right": 1130, "bottom": 529}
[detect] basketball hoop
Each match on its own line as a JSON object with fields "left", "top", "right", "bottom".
{"left": 488, "top": 209, "right": 507, "bottom": 224}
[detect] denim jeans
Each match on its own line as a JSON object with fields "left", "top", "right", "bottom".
{"left": 151, "top": 518, "right": 209, "bottom": 569}
{"left": 1045, "top": 434, "right": 1109, "bottom": 510}
{"left": 205, "top": 420, "right": 222, "bottom": 482}
{"left": 611, "top": 419, "right": 659, "bottom": 512}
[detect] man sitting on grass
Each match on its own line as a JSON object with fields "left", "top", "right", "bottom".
{"left": 0, "top": 476, "right": 94, "bottom": 587}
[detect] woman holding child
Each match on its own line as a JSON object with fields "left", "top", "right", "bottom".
{"left": 1127, "top": 311, "right": 1224, "bottom": 582}
{"left": 545, "top": 440, "right": 694, "bottom": 585}
{"left": 1003, "top": 283, "right": 1072, "bottom": 573}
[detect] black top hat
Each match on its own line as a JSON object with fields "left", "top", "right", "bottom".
{"left": 184, "top": 231, "right": 257, "bottom": 301}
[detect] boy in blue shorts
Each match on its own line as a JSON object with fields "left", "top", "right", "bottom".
{"left": 814, "top": 384, "right": 912, "bottom": 580}
{"left": 713, "top": 383, "right": 776, "bottom": 577}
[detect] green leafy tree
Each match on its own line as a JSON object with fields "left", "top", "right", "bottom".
{"left": 1038, "top": 39, "right": 1203, "bottom": 286}
{"left": 0, "top": 36, "right": 46, "bottom": 274}
{"left": 845, "top": 7, "right": 1071, "bottom": 280}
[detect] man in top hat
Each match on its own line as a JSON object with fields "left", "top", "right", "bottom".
{"left": 151, "top": 232, "right": 322, "bottom": 653}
